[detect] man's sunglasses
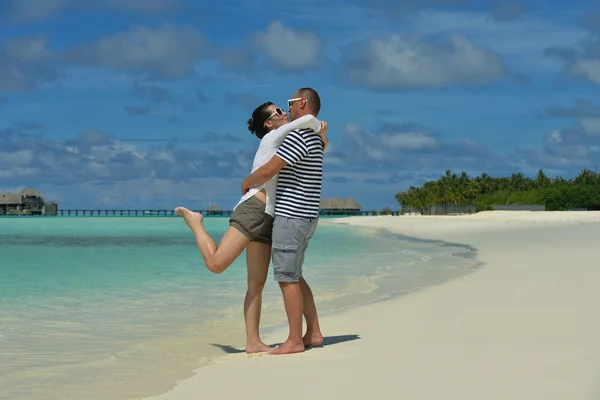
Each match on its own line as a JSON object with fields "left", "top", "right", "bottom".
{"left": 287, "top": 98, "right": 304, "bottom": 109}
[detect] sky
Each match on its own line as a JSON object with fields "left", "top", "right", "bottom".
{"left": 0, "top": 0, "right": 599, "bottom": 210}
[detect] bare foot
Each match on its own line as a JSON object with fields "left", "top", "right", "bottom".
{"left": 269, "top": 340, "right": 304, "bottom": 355}
{"left": 245, "top": 341, "right": 271, "bottom": 354}
{"left": 174, "top": 207, "right": 203, "bottom": 229}
{"left": 303, "top": 332, "right": 324, "bottom": 348}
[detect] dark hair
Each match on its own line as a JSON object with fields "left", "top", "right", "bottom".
{"left": 247, "top": 101, "right": 274, "bottom": 139}
{"left": 297, "top": 87, "right": 321, "bottom": 115}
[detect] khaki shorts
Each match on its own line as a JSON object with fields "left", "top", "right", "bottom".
{"left": 271, "top": 215, "right": 319, "bottom": 282}
{"left": 229, "top": 195, "right": 274, "bottom": 244}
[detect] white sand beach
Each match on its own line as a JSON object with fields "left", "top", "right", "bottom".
{"left": 146, "top": 211, "right": 600, "bottom": 400}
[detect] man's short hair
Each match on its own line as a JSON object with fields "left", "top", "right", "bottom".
{"left": 298, "top": 87, "right": 321, "bottom": 115}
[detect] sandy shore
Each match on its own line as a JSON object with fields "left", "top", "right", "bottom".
{"left": 146, "top": 211, "right": 600, "bottom": 400}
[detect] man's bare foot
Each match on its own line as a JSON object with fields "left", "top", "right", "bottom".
{"left": 269, "top": 340, "right": 304, "bottom": 355}
{"left": 174, "top": 207, "right": 203, "bottom": 228}
{"left": 303, "top": 332, "right": 324, "bottom": 347}
{"left": 245, "top": 341, "right": 271, "bottom": 354}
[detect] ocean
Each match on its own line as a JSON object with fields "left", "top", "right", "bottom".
{"left": 0, "top": 216, "right": 479, "bottom": 400}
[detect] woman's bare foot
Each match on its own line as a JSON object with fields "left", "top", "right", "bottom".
{"left": 269, "top": 340, "right": 304, "bottom": 355}
{"left": 245, "top": 340, "right": 272, "bottom": 354}
{"left": 303, "top": 332, "right": 324, "bottom": 348}
{"left": 174, "top": 207, "right": 203, "bottom": 229}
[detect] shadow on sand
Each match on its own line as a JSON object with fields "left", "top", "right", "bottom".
{"left": 210, "top": 334, "right": 361, "bottom": 354}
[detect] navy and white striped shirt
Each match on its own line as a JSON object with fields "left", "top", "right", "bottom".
{"left": 274, "top": 128, "right": 324, "bottom": 219}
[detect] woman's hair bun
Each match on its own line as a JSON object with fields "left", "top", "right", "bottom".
{"left": 247, "top": 117, "right": 255, "bottom": 133}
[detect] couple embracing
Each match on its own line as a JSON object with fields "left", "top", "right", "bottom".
{"left": 175, "top": 87, "right": 327, "bottom": 355}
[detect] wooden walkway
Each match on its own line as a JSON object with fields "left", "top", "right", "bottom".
{"left": 45, "top": 209, "right": 398, "bottom": 217}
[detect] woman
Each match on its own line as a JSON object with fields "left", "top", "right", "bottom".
{"left": 175, "top": 101, "right": 327, "bottom": 353}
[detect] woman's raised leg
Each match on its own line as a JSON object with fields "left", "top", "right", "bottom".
{"left": 175, "top": 207, "right": 249, "bottom": 274}
{"left": 244, "top": 241, "right": 271, "bottom": 353}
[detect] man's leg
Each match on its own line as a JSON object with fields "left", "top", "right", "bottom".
{"left": 300, "top": 277, "right": 323, "bottom": 347}
{"left": 272, "top": 281, "right": 304, "bottom": 354}
{"left": 270, "top": 216, "right": 305, "bottom": 355}
{"left": 297, "top": 218, "right": 323, "bottom": 347}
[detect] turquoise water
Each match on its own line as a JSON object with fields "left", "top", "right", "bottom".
{"left": 0, "top": 216, "right": 478, "bottom": 400}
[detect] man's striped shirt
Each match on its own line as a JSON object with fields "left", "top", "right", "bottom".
{"left": 274, "top": 128, "right": 324, "bottom": 219}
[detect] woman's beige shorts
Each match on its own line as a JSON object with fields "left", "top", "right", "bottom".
{"left": 229, "top": 196, "right": 274, "bottom": 244}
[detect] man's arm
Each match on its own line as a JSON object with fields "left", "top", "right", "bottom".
{"left": 241, "top": 155, "right": 287, "bottom": 194}
{"left": 241, "top": 130, "right": 309, "bottom": 194}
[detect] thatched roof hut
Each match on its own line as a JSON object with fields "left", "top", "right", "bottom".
{"left": 0, "top": 188, "right": 55, "bottom": 216}
{"left": 320, "top": 197, "right": 362, "bottom": 210}
{"left": 20, "top": 188, "right": 42, "bottom": 197}
{"left": 0, "top": 193, "right": 22, "bottom": 205}
{"left": 0, "top": 188, "right": 44, "bottom": 205}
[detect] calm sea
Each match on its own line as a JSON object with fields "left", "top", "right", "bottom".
{"left": 0, "top": 216, "right": 478, "bottom": 400}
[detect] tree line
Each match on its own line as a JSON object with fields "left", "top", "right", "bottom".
{"left": 395, "top": 169, "right": 600, "bottom": 212}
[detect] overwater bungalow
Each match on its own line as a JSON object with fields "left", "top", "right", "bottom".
{"left": 319, "top": 197, "right": 362, "bottom": 215}
{"left": 0, "top": 188, "right": 58, "bottom": 216}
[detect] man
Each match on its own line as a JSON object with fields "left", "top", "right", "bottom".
{"left": 241, "top": 87, "right": 325, "bottom": 355}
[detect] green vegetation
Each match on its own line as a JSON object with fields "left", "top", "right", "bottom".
{"left": 395, "top": 169, "right": 600, "bottom": 212}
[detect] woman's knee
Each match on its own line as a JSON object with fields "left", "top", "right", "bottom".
{"left": 247, "top": 276, "right": 267, "bottom": 292}
{"left": 206, "top": 259, "right": 228, "bottom": 274}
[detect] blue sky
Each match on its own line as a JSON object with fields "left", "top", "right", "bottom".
{"left": 0, "top": 0, "right": 599, "bottom": 210}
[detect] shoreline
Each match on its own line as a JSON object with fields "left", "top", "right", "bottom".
{"left": 146, "top": 211, "right": 600, "bottom": 400}
{"left": 255, "top": 226, "right": 480, "bottom": 333}
{"left": 1, "top": 218, "right": 474, "bottom": 400}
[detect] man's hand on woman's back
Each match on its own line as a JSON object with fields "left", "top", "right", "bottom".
{"left": 318, "top": 121, "right": 329, "bottom": 152}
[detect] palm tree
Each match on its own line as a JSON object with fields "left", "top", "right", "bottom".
{"left": 535, "top": 169, "right": 551, "bottom": 188}
{"left": 395, "top": 169, "right": 600, "bottom": 212}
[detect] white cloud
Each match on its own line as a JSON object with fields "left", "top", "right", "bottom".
{"left": 489, "top": 2, "right": 526, "bottom": 22}
{"left": 519, "top": 126, "right": 600, "bottom": 170}
{"left": 2, "top": 36, "right": 53, "bottom": 62}
{"left": 572, "top": 60, "right": 600, "bottom": 85}
{"left": 323, "top": 156, "right": 347, "bottom": 166}
{"left": 411, "top": 11, "right": 586, "bottom": 52}
{"left": 330, "top": 122, "right": 498, "bottom": 170}
{"left": 0, "top": 185, "right": 26, "bottom": 194}
{"left": 411, "top": 11, "right": 587, "bottom": 73}
{"left": 579, "top": 118, "right": 600, "bottom": 137}
{"left": 60, "top": 177, "right": 244, "bottom": 209}
{"left": 5, "top": 0, "right": 67, "bottom": 22}
{"left": 381, "top": 132, "right": 439, "bottom": 150}
{"left": 343, "top": 33, "right": 507, "bottom": 89}
{"left": 0, "top": 167, "right": 38, "bottom": 179}
{"left": 66, "top": 24, "right": 208, "bottom": 79}
{"left": 0, "top": 36, "right": 59, "bottom": 92}
{"left": 253, "top": 21, "right": 322, "bottom": 70}
{"left": 5, "top": 0, "right": 180, "bottom": 22}
{"left": 522, "top": 147, "right": 591, "bottom": 168}
{"left": 542, "top": 12, "right": 600, "bottom": 85}
{"left": 0, "top": 130, "right": 251, "bottom": 183}
{"left": 101, "top": 0, "right": 180, "bottom": 12}
{"left": 0, "top": 149, "right": 36, "bottom": 165}
{"left": 0, "top": 129, "right": 259, "bottom": 208}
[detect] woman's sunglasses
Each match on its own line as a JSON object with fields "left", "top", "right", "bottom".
{"left": 267, "top": 107, "right": 285, "bottom": 120}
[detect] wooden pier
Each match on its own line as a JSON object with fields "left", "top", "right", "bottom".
{"left": 35, "top": 209, "right": 399, "bottom": 217}
{"left": 56, "top": 209, "right": 229, "bottom": 217}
